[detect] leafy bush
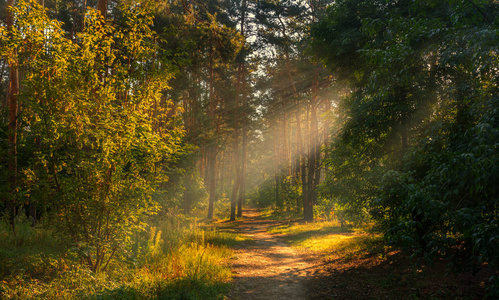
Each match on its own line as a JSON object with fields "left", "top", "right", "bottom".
{"left": 0, "top": 0, "right": 185, "bottom": 272}
{"left": 312, "top": 0, "right": 498, "bottom": 295}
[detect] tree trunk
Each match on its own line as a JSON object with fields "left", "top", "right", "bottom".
{"left": 323, "top": 91, "right": 332, "bottom": 176}
{"left": 207, "top": 146, "right": 217, "bottom": 219}
{"left": 237, "top": 114, "right": 246, "bottom": 217}
{"left": 295, "top": 109, "right": 310, "bottom": 219}
{"left": 236, "top": 0, "right": 248, "bottom": 218}
{"left": 207, "top": 47, "right": 218, "bottom": 219}
{"left": 97, "top": 0, "right": 108, "bottom": 19}
{"left": 304, "top": 102, "right": 319, "bottom": 221}
{"left": 237, "top": 71, "right": 247, "bottom": 218}
{"left": 304, "top": 69, "right": 321, "bottom": 221}
{"left": 230, "top": 125, "right": 240, "bottom": 221}
{"left": 6, "top": 0, "right": 19, "bottom": 229}
{"left": 230, "top": 145, "right": 240, "bottom": 221}
{"left": 273, "top": 125, "right": 281, "bottom": 207}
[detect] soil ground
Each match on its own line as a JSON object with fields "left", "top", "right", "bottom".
{"left": 223, "top": 208, "right": 313, "bottom": 300}
{"left": 220, "top": 208, "right": 493, "bottom": 300}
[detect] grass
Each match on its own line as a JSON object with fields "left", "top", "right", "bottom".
{"left": 0, "top": 212, "right": 245, "bottom": 300}
{"left": 269, "top": 219, "right": 492, "bottom": 299}
{"left": 269, "top": 220, "right": 384, "bottom": 259}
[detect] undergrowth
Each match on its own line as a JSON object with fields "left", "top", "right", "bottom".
{"left": 0, "top": 213, "right": 240, "bottom": 299}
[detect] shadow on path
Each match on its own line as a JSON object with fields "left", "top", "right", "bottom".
{"left": 222, "top": 208, "right": 314, "bottom": 300}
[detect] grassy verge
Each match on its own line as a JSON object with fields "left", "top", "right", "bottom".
{"left": 270, "top": 220, "right": 492, "bottom": 299}
{"left": 0, "top": 213, "right": 244, "bottom": 300}
{"left": 269, "top": 220, "right": 384, "bottom": 259}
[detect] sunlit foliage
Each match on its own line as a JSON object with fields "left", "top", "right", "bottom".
{"left": 0, "top": 0, "right": 184, "bottom": 272}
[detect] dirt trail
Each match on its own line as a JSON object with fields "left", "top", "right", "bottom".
{"left": 226, "top": 209, "right": 314, "bottom": 300}
{"left": 221, "top": 208, "right": 492, "bottom": 300}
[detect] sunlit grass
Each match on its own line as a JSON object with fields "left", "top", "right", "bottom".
{"left": 0, "top": 213, "right": 242, "bottom": 300}
{"left": 269, "top": 221, "right": 385, "bottom": 259}
{"left": 274, "top": 220, "right": 493, "bottom": 299}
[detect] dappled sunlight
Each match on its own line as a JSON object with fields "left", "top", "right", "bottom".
{"left": 298, "top": 234, "right": 366, "bottom": 252}
{"left": 1, "top": 0, "right": 496, "bottom": 298}
{"left": 226, "top": 208, "right": 313, "bottom": 299}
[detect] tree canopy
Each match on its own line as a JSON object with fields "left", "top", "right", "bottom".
{"left": 0, "top": 0, "right": 497, "bottom": 296}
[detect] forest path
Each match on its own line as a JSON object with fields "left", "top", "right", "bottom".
{"left": 219, "top": 208, "right": 492, "bottom": 300}
{"left": 224, "top": 208, "right": 314, "bottom": 300}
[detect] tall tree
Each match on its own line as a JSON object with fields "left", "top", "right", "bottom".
{"left": 5, "top": 0, "right": 18, "bottom": 228}
{"left": 254, "top": 0, "right": 332, "bottom": 220}
{"left": 236, "top": 0, "right": 248, "bottom": 219}
{"left": 155, "top": 0, "right": 243, "bottom": 219}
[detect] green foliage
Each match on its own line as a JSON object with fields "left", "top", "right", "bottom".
{"left": 160, "top": 160, "right": 208, "bottom": 214}
{"left": 315, "top": 200, "right": 370, "bottom": 226}
{"left": 248, "top": 175, "right": 302, "bottom": 214}
{"left": 312, "top": 0, "right": 499, "bottom": 294}
{"left": 248, "top": 178, "right": 276, "bottom": 208}
{"left": 379, "top": 95, "right": 499, "bottom": 272}
{"left": 0, "top": 215, "right": 58, "bottom": 249}
{"left": 0, "top": 0, "right": 185, "bottom": 272}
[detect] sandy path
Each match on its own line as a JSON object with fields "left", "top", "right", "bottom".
{"left": 225, "top": 209, "right": 313, "bottom": 300}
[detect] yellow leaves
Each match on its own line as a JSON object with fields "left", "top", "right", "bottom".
{"left": 3, "top": 0, "right": 187, "bottom": 275}
{"left": 176, "top": 105, "right": 185, "bottom": 114}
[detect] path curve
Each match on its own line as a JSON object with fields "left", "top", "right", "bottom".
{"left": 226, "top": 209, "right": 314, "bottom": 300}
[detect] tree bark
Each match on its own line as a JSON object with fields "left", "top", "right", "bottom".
{"left": 97, "top": 0, "right": 108, "bottom": 19}
{"left": 230, "top": 142, "right": 241, "bottom": 221}
{"left": 237, "top": 145, "right": 245, "bottom": 217}
{"left": 273, "top": 125, "right": 281, "bottom": 207}
{"left": 236, "top": 0, "right": 248, "bottom": 218}
{"left": 237, "top": 104, "right": 246, "bottom": 217}
{"left": 304, "top": 104, "right": 319, "bottom": 221}
{"left": 304, "top": 68, "right": 321, "bottom": 221}
{"left": 230, "top": 103, "right": 240, "bottom": 221}
{"left": 206, "top": 146, "right": 217, "bottom": 219}
{"left": 207, "top": 46, "right": 218, "bottom": 219}
{"left": 6, "top": 0, "right": 19, "bottom": 229}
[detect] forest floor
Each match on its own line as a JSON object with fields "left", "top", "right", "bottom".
{"left": 218, "top": 208, "right": 492, "bottom": 300}
{"left": 221, "top": 208, "right": 313, "bottom": 300}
